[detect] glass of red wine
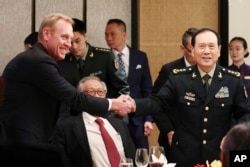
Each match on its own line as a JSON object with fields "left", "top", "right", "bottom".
{"left": 148, "top": 146, "right": 167, "bottom": 167}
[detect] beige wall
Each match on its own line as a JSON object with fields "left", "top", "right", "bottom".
{"left": 0, "top": 0, "right": 32, "bottom": 74}
{"left": 87, "top": 0, "right": 131, "bottom": 48}
{"left": 228, "top": 0, "right": 250, "bottom": 65}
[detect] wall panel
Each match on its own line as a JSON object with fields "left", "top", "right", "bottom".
{"left": 35, "top": 0, "right": 83, "bottom": 30}
{"left": 87, "top": 0, "right": 131, "bottom": 48}
{"left": 0, "top": 0, "right": 32, "bottom": 73}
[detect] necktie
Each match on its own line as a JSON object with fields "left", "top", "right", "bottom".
{"left": 117, "top": 53, "right": 129, "bottom": 123}
{"left": 95, "top": 118, "right": 121, "bottom": 167}
{"left": 203, "top": 74, "right": 211, "bottom": 96}
{"left": 77, "top": 59, "right": 84, "bottom": 74}
{"left": 117, "top": 53, "right": 126, "bottom": 76}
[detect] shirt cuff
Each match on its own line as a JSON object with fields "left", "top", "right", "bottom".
{"left": 107, "top": 98, "right": 112, "bottom": 111}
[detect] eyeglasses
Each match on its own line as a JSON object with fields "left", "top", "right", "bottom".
{"left": 84, "top": 90, "right": 106, "bottom": 96}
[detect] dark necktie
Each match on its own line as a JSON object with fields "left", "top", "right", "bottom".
{"left": 77, "top": 59, "right": 84, "bottom": 74}
{"left": 117, "top": 53, "right": 126, "bottom": 76}
{"left": 95, "top": 118, "right": 121, "bottom": 167}
{"left": 203, "top": 74, "right": 211, "bottom": 96}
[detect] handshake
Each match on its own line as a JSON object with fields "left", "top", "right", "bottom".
{"left": 111, "top": 95, "right": 136, "bottom": 116}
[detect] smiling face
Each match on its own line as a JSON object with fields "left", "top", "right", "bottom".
{"left": 42, "top": 19, "right": 73, "bottom": 61}
{"left": 192, "top": 30, "right": 221, "bottom": 73}
{"left": 229, "top": 39, "right": 248, "bottom": 66}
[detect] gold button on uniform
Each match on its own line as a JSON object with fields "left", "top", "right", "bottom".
{"left": 205, "top": 106, "right": 209, "bottom": 111}
{"left": 187, "top": 102, "right": 190, "bottom": 106}
{"left": 204, "top": 118, "right": 208, "bottom": 122}
{"left": 221, "top": 103, "right": 225, "bottom": 107}
{"left": 203, "top": 129, "right": 207, "bottom": 133}
{"left": 203, "top": 140, "right": 207, "bottom": 144}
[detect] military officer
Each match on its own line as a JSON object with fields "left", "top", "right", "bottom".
{"left": 57, "top": 18, "right": 129, "bottom": 98}
{"left": 131, "top": 28, "right": 250, "bottom": 167}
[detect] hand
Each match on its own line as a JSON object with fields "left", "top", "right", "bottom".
{"left": 118, "top": 94, "right": 136, "bottom": 109}
{"left": 144, "top": 121, "right": 153, "bottom": 136}
{"left": 110, "top": 95, "right": 135, "bottom": 116}
{"left": 167, "top": 131, "right": 175, "bottom": 146}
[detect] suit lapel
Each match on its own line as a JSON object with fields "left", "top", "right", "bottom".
{"left": 73, "top": 115, "right": 92, "bottom": 162}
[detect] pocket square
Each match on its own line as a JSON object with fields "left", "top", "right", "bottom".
{"left": 136, "top": 64, "right": 142, "bottom": 69}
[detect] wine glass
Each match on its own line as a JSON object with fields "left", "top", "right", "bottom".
{"left": 148, "top": 146, "right": 167, "bottom": 167}
{"left": 135, "top": 148, "right": 149, "bottom": 167}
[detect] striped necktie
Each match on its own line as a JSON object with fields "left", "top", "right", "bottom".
{"left": 117, "top": 53, "right": 126, "bottom": 76}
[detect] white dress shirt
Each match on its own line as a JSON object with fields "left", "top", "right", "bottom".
{"left": 82, "top": 112, "right": 126, "bottom": 167}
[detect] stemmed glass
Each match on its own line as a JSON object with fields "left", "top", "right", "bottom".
{"left": 148, "top": 146, "right": 167, "bottom": 167}
{"left": 135, "top": 148, "right": 149, "bottom": 167}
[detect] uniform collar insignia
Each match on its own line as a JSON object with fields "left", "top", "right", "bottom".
{"left": 89, "top": 52, "right": 94, "bottom": 58}
{"left": 218, "top": 72, "right": 222, "bottom": 78}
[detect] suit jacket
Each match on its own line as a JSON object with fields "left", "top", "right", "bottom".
{"left": 52, "top": 114, "right": 136, "bottom": 167}
{"left": 0, "top": 43, "right": 109, "bottom": 146}
{"left": 127, "top": 47, "right": 153, "bottom": 125}
{"left": 135, "top": 64, "right": 250, "bottom": 167}
{"left": 57, "top": 43, "right": 129, "bottom": 98}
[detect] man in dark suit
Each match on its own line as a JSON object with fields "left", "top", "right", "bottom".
{"left": 152, "top": 28, "right": 198, "bottom": 156}
{"left": 57, "top": 18, "right": 129, "bottom": 98}
{"left": 128, "top": 28, "right": 250, "bottom": 167}
{"left": 52, "top": 76, "right": 135, "bottom": 167}
{"left": 0, "top": 13, "right": 134, "bottom": 165}
{"left": 105, "top": 18, "right": 153, "bottom": 149}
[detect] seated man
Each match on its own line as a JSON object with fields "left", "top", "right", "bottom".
{"left": 52, "top": 76, "right": 135, "bottom": 167}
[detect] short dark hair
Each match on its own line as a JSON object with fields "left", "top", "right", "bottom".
{"left": 24, "top": 32, "right": 38, "bottom": 45}
{"left": 107, "top": 18, "right": 126, "bottom": 32}
{"left": 72, "top": 18, "right": 86, "bottom": 34}
{"left": 230, "top": 36, "right": 249, "bottom": 58}
{"left": 191, "top": 28, "right": 221, "bottom": 46}
{"left": 182, "top": 28, "right": 199, "bottom": 47}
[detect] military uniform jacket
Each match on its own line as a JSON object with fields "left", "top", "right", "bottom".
{"left": 135, "top": 64, "right": 250, "bottom": 167}
{"left": 57, "top": 43, "right": 129, "bottom": 98}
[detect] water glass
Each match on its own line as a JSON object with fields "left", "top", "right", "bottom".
{"left": 135, "top": 148, "right": 149, "bottom": 167}
{"left": 120, "top": 158, "right": 133, "bottom": 167}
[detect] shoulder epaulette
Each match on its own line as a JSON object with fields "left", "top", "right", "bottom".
{"left": 221, "top": 68, "right": 240, "bottom": 78}
{"left": 172, "top": 67, "right": 193, "bottom": 75}
{"left": 94, "top": 47, "right": 111, "bottom": 52}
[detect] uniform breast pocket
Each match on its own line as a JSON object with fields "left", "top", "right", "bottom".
{"left": 213, "top": 97, "right": 233, "bottom": 108}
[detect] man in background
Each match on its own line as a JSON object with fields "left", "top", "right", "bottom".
{"left": 105, "top": 18, "right": 153, "bottom": 149}
{"left": 57, "top": 18, "right": 129, "bottom": 97}
{"left": 23, "top": 32, "right": 38, "bottom": 50}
